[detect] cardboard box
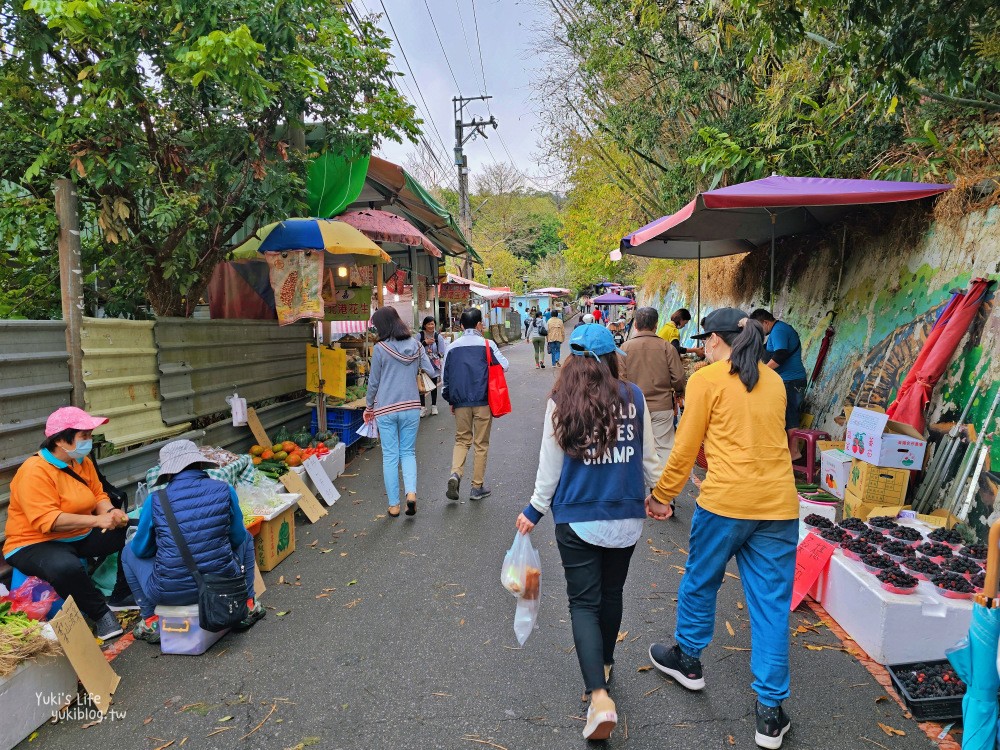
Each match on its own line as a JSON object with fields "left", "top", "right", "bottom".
{"left": 820, "top": 449, "right": 852, "bottom": 499}
{"left": 843, "top": 488, "right": 903, "bottom": 522}
{"left": 846, "top": 459, "right": 910, "bottom": 506}
{"left": 844, "top": 407, "right": 927, "bottom": 469}
{"left": 254, "top": 505, "right": 295, "bottom": 572}
{"left": 816, "top": 439, "right": 845, "bottom": 455}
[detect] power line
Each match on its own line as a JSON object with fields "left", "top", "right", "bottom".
{"left": 469, "top": 0, "right": 492, "bottom": 110}
{"left": 454, "top": 0, "right": 481, "bottom": 94}
{"left": 421, "top": 0, "right": 462, "bottom": 95}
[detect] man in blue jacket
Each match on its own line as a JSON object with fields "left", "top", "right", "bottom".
{"left": 441, "top": 308, "right": 510, "bottom": 501}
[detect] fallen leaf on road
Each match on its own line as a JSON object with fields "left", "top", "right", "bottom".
{"left": 320, "top": 549, "right": 334, "bottom": 553}
{"left": 727, "top": 735, "right": 735, "bottom": 745}
{"left": 206, "top": 729, "right": 232, "bottom": 738}
{"left": 374, "top": 515, "right": 386, "bottom": 520}
{"left": 345, "top": 598, "right": 362, "bottom": 608}
{"left": 218, "top": 716, "right": 233, "bottom": 722}
{"left": 432, "top": 693, "right": 452, "bottom": 697}
{"left": 276, "top": 611, "right": 290, "bottom": 617}
{"left": 284, "top": 738, "right": 321, "bottom": 750}
{"left": 144, "top": 717, "right": 153, "bottom": 725}
{"left": 81, "top": 720, "right": 100, "bottom": 729}
{"left": 878, "top": 723, "right": 906, "bottom": 737}
{"left": 459, "top": 619, "right": 465, "bottom": 626}
{"left": 315, "top": 594, "right": 329, "bottom": 599}
{"left": 340, "top": 552, "right": 348, "bottom": 557}
{"left": 152, "top": 743, "right": 175, "bottom": 750}
{"left": 737, "top": 602, "right": 744, "bottom": 610}
{"left": 348, "top": 580, "right": 358, "bottom": 586}
{"left": 726, "top": 621, "right": 735, "bottom": 637}
{"left": 322, "top": 588, "right": 336, "bottom": 592}
{"left": 616, "top": 630, "right": 629, "bottom": 642}
{"left": 179, "top": 738, "right": 187, "bottom": 746}
{"left": 309, "top": 540, "right": 318, "bottom": 547}
{"left": 725, "top": 572, "right": 740, "bottom": 580}
{"left": 875, "top": 696, "right": 888, "bottom": 704}
{"left": 454, "top": 592, "right": 466, "bottom": 598}
{"left": 278, "top": 576, "right": 285, "bottom": 585}
{"left": 670, "top": 565, "right": 686, "bottom": 575}
{"left": 723, "top": 647, "right": 751, "bottom": 651}
{"left": 804, "top": 644, "right": 845, "bottom": 652}
{"left": 637, "top": 666, "right": 653, "bottom": 672}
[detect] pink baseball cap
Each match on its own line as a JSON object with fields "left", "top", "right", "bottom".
{"left": 45, "top": 406, "right": 109, "bottom": 437}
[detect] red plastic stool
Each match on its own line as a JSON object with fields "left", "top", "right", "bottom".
{"left": 788, "top": 428, "right": 831, "bottom": 484}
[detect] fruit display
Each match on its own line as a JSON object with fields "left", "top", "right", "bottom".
{"left": 927, "top": 527, "right": 964, "bottom": 546}
{"left": 940, "top": 556, "right": 981, "bottom": 576}
{"left": 842, "top": 538, "right": 875, "bottom": 561}
{"left": 960, "top": 544, "right": 987, "bottom": 561}
{"left": 860, "top": 552, "right": 897, "bottom": 573}
{"left": 915, "top": 542, "right": 954, "bottom": 560}
{"left": 804, "top": 514, "right": 835, "bottom": 529}
{"left": 893, "top": 662, "right": 966, "bottom": 699}
{"left": 249, "top": 433, "right": 337, "bottom": 473}
{"left": 904, "top": 557, "right": 943, "bottom": 580}
{"left": 859, "top": 527, "right": 886, "bottom": 543}
{"left": 869, "top": 516, "right": 899, "bottom": 529}
{"left": 839, "top": 517, "right": 867, "bottom": 532}
{"left": 819, "top": 527, "right": 851, "bottom": 545}
{"left": 971, "top": 570, "right": 986, "bottom": 590}
{"left": 888, "top": 526, "right": 923, "bottom": 543}
{"left": 877, "top": 568, "right": 919, "bottom": 594}
{"left": 930, "top": 573, "right": 975, "bottom": 598}
{"left": 881, "top": 540, "right": 917, "bottom": 559}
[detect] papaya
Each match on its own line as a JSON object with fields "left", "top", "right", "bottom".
{"left": 261, "top": 449, "right": 274, "bottom": 460}
{"left": 250, "top": 445, "right": 265, "bottom": 457}
{"left": 273, "top": 450, "right": 288, "bottom": 461}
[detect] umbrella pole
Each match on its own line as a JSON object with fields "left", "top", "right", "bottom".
{"left": 697, "top": 243, "right": 702, "bottom": 326}
{"left": 769, "top": 212, "right": 776, "bottom": 309}
{"left": 315, "top": 320, "right": 327, "bottom": 433}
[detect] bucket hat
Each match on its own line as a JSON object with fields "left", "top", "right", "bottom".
{"left": 158, "top": 439, "right": 219, "bottom": 475}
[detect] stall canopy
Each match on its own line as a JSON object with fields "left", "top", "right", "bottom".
{"left": 531, "top": 287, "right": 572, "bottom": 296}
{"left": 342, "top": 156, "right": 482, "bottom": 263}
{"left": 446, "top": 272, "right": 510, "bottom": 301}
{"left": 620, "top": 175, "right": 953, "bottom": 306}
{"left": 232, "top": 217, "right": 390, "bottom": 265}
{"left": 337, "top": 209, "right": 441, "bottom": 258}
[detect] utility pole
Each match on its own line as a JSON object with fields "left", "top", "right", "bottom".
{"left": 453, "top": 95, "right": 497, "bottom": 277}
{"left": 55, "top": 178, "right": 85, "bottom": 407}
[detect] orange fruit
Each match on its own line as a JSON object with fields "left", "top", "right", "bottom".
{"left": 261, "top": 449, "right": 274, "bottom": 460}
{"left": 286, "top": 454, "right": 303, "bottom": 467}
{"left": 250, "top": 445, "right": 264, "bottom": 457}
{"left": 273, "top": 450, "right": 288, "bottom": 461}
{"left": 282, "top": 440, "right": 297, "bottom": 453}
{"left": 252, "top": 456, "right": 263, "bottom": 465}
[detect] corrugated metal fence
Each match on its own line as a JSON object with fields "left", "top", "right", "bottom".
{"left": 156, "top": 319, "right": 313, "bottom": 426}
{"left": 1, "top": 318, "right": 313, "bottom": 553}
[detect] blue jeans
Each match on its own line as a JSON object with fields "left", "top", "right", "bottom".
{"left": 122, "top": 536, "right": 256, "bottom": 619}
{"left": 675, "top": 506, "right": 798, "bottom": 706}
{"left": 548, "top": 341, "right": 562, "bottom": 365}
{"left": 376, "top": 409, "right": 420, "bottom": 506}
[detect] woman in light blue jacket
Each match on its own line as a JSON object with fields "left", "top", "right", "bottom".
{"left": 364, "top": 307, "right": 435, "bottom": 518}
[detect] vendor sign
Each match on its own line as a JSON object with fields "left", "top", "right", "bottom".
{"left": 325, "top": 286, "right": 372, "bottom": 321}
{"left": 439, "top": 282, "right": 470, "bottom": 303}
{"left": 305, "top": 345, "right": 347, "bottom": 398}
{"left": 492, "top": 295, "right": 510, "bottom": 309}
{"left": 845, "top": 407, "right": 927, "bottom": 469}
{"left": 265, "top": 250, "right": 324, "bottom": 326}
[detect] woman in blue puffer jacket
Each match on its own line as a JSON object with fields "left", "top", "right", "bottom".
{"left": 122, "top": 440, "right": 265, "bottom": 643}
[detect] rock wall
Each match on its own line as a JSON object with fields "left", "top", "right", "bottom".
{"left": 640, "top": 204, "right": 1000, "bottom": 528}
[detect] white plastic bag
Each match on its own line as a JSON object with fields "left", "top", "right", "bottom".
{"left": 501, "top": 532, "right": 541, "bottom": 645}
{"left": 357, "top": 420, "right": 379, "bottom": 439}
{"left": 134, "top": 481, "right": 147, "bottom": 509}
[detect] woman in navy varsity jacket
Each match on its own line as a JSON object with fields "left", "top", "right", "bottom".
{"left": 515, "top": 324, "right": 659, "bottom": 741}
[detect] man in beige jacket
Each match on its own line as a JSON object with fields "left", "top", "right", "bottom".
{"left": 546, "top": 309, "right": 566, "bottom": 367}
{"left": 619, "top": 307, "right": 686, "bottom": 506}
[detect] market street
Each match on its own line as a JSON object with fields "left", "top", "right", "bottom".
{"left": 24, "top": 338, "right": 938, "bottom": 750}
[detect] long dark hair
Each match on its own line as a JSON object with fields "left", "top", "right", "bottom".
{"left": 550, "top": 352, "right": 626, "bottom": 460}
{"left": 372, "top": 306, "right": 412, "bottom": 341}
{"left": 716, "top": 318, "right": 766, "bottom": 391}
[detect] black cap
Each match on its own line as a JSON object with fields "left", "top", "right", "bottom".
{"left": 691, "top": 308, "right": 749, "bottom": 339}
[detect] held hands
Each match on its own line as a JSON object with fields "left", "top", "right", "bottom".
{"left": 645, "top": 494, "right": 674, "bottom": 521}
{"left": 515, "top": 512, "right": 535, "bottom": 535}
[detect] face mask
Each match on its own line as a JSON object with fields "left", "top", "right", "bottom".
{"left": 704, "top": 335, "right": 717, "bottom": 364}
{"left": 67, "top": 439, "right": 93, "bottom": 462}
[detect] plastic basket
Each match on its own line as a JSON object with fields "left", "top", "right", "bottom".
{"left": 323, "top": 407, "right": 366, "bottom": 429}
{"left": 888, "top": 660, "right": 966, "bottom": 721}
{"left": 334, "top": 422, "right": 365, "bottom": 447}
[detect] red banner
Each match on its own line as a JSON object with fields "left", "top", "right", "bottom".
{"left": 439, "top": 282, "right": 470, "bottom": 303}
{"left": 790, "top": 533, "right": 835, "bottom": 610}
{"left": 492, "top": 296, "right": 510, "bottom": 309}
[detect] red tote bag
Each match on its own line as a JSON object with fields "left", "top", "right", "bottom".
{"left": 485, "top": 340, "right": 512, "bottom": 418}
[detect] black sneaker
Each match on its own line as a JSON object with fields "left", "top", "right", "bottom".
{"left": 755, "top": 702, "right": 791, "bottom": 749}
{"left": 446, "top": 473, "right": 461, "bottom": 501}
{"left": 649, "top": 643, "right": 705, "bottom": 690}
{"left": 669, "top": 501, "right": 679, "bottom": 521}
{"left": 94, "top": 610, "right": 124, "bottom": 641}
{"left": 235, "top": 601, "right": 266, "bottom": 631}
{"left": 470, "top": 485, "right": 491, "bottom": 501}
{"left": 108, "top": 592, "right": 139, "bottom": 611}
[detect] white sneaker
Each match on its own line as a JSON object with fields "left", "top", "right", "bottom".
{"left": 431, "top": 406, "right": 439, "bottom": 416}
{"left": 582, "top": 697, "right": 618, "bottom": 740}
{"left": 420, "top": 407, "right": 428, "bottom": 418}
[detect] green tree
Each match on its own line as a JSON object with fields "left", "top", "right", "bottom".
{"left": 1, "top": 0, "right": 418, "bottom": 316}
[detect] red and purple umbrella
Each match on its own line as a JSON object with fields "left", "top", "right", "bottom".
{"left": 337, "top": 209, "right": 442, "bottom": 257}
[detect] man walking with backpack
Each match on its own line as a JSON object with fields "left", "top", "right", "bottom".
{"left": 442, "top": 308, "right": 509, "bottom": 502}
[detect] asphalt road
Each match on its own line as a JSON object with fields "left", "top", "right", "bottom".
{"left": 24, "top": 334, "right": 938, "bottom": 750}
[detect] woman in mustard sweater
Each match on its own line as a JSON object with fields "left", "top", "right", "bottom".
{"left": 644, "top": 308, "right": 799, "bottom": 750}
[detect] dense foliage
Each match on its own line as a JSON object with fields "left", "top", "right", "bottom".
{"left": 0, "top": 0, "right": 418, "bottom": 317}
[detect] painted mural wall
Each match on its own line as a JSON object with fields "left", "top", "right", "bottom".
{"left": 640, "top": 204, "right": 1000, "bottom": 531}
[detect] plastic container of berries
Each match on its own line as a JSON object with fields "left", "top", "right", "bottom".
{"left": 858, "top": 527, "right": 886, "bottom": 544}
{"left": 838, "top": 517, "right": 868, "bottom": 534}
{"left": 888, "top": 526, "right": 924, "bottom": 546}
{"left": 880, "top": 540, "right": 917, "bottom": 565}
{"left": 939, "top": 556, "right": 981, "bottom": 580}
{"left": 926, "top": 527, "right": 964, "bottom": 550}
{"left": 915, "top": 542, "right": 954, "bottom": 564}
{"left": 803, "top": 514, "right": 835, "bottom": 533}
{"left": 929, "top": 573, "right": 976, "bottom": 600}
{"left": 868, "top": 516, "right": 900, "bottom": 530}
{"left": 877, "top": 569, "right": 919, "bottom": 595}
{"left": 841, "top": 540, "right": 874, "bottom": 562}
{"left": 861, "top": 553, "right": 897, "bottom": 575}
{"left": 971, "top": 571, "right": 986, "bottom": 591}
{"left": 888, "top": 660, "right": 967, "bottom": 721}
{"left": 903, "top": 558, "right": 942, "bottom": 581}
{"left": 959, "top": 544, "right": 987, "bottom": 562}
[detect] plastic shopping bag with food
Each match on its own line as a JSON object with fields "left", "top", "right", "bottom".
{"left": 500, "top": 532, "right": 541, "bottom": 645}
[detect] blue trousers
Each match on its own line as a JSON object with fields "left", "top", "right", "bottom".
{"left": 547, "top": 341, "right": 562, "bottom": 365}
{"left": 376, "top": 409, "right": 420, "bottom": 506}
{"left": 675, "top": 505, "right": 797, "bottom": 706}
{"left": 122, "top": 537, "right": 256, "bottom": 619}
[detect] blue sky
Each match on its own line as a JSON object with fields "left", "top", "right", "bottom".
{"left": 353, "top": 0, "right": 558, "bottom": 191}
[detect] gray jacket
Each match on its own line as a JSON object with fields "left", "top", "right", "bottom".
{"left": 366, "top": 338, "right": 436, "bottom": 417}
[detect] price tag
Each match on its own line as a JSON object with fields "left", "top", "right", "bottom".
{"left": 790, "top": 533, "right": 835, "bottom": 610}
{"left": 303, "top": 455, "right": 341, "bottom": 506}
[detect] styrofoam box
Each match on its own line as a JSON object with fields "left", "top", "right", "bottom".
{"left": 155, "top": 604, "right": 228, "bottom": 656}
{"left": 798, "top": 495, "right": 838, "bottom": 525}
{"left": 290, "top": 444, "right": 345, "bottom": 496}
{"left": 0, "top": 651, "right": 77, "bottom": 750}
{"left": 809, "top": 550, "right": 972, "bottom": 665}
